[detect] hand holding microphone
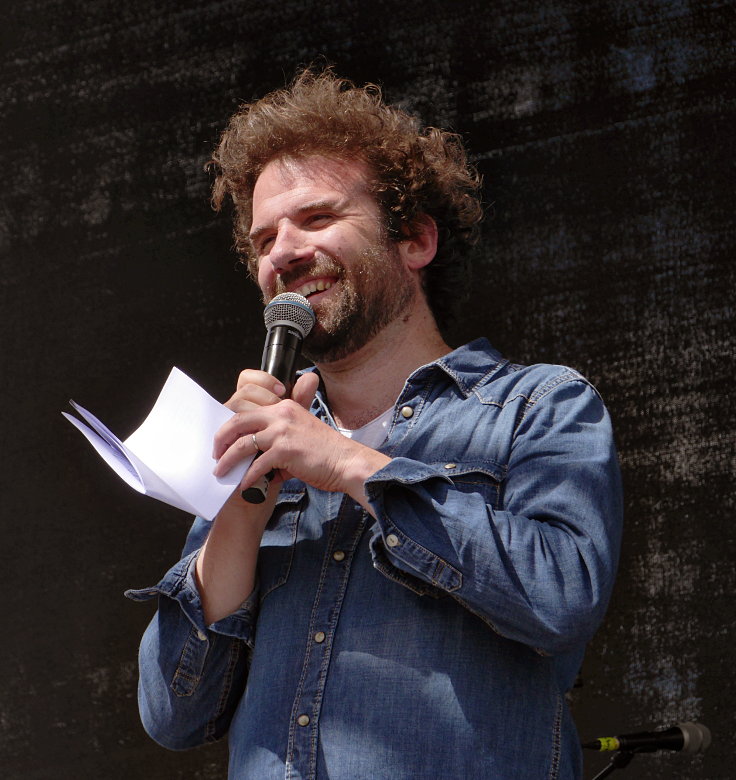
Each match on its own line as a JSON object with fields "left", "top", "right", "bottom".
{"left": 259, "top": 292, "right": 316, "bottom": 395}
{"left": 239, "top": 292, "right": 315, "bottom": 503}
{"left": 212, "top": 290, "right": 390, "bottom": 509}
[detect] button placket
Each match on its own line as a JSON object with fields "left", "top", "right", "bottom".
{"left": 287, "top": 501, "right": 369, "bottom": 775}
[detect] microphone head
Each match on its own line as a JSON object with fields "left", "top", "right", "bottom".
{"left": 679, "top": 722, "right": 712, "bottom": 754}
{"left": 263, "top": 292, "right": 316, "bottom": 337}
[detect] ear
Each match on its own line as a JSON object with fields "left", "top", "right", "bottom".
{"left": 397, "top": 214, "right": 438, "bottom": 271}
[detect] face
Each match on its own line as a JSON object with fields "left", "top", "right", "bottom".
{"left": 250, "top": 155, "right": 416, "bottom": 363}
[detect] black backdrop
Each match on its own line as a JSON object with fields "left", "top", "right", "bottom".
{"left": 2, "top": 1, "right": 734, "bottom": 778}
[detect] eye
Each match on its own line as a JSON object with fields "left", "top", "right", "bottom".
{"left": 254, "top": 235, "right": 275, "bottom": 256}
{"left": 306, "top": 213, "right": 333, "bottom": 228}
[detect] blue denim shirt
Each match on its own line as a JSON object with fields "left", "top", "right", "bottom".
{"left": 127, "top": 339, "right": 622, "bottom": 779}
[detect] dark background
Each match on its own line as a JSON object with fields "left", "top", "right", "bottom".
{"left": 2, "top": 1, "right": 733, "bottom": 778}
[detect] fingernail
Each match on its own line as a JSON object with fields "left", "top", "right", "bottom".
{"left": 274, "top": 381, "right": 286, "bottom": 395}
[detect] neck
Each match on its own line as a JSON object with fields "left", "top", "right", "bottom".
{"left": 314, "top": 300, "right": 451, "bottom": 429}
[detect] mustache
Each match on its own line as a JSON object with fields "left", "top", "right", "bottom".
{"left": 268, "top": 256, "right": 344, "bottom": 299}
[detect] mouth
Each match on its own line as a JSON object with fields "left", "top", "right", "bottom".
{"left": 291, "top": 277, "right": 338, "bottom": 300}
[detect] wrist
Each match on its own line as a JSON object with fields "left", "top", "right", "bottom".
{"left": 195, "top": 491, "right": 277, "bottom": 624}
{"left": 217, "top": 486, "right": 277, "bottom": 529}
{"left": 341, "top": 444, "right": 391, "bottom": 515}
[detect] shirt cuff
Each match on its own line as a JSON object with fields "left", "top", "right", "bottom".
{"left": 364, "top": 457, "right": 462, "bottom": 594}
{"left": 125, "top": 549, "right": 258, "bottom": 643}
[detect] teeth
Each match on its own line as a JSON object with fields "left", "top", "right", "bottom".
{"left": 296, "top": 279, "right": 333, "bottom": 297}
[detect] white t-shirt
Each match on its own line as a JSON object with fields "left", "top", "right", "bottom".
{"left": 336, "top": 407, "right": 393, "bottom": 450}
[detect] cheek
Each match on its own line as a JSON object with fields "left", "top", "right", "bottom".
{"left": 257, "top": 259, "right": 274, "bottom": 292}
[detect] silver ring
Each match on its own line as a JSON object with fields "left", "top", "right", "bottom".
{"left": 251, "top": 433, "right": 260, "bottom": 453}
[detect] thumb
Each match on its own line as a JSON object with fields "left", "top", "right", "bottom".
{"left": 291, "top": 371, "right": 319, "bottom": 410}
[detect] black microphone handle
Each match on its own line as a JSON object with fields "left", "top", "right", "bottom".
{"left": 241, "top": 324, "right": 305, "bottom": 504}
{"left": 615, "top": 726, "right": 684, "bottom": 753}
{"left": 261, "top": 324, "right": 304, "bottom": 395}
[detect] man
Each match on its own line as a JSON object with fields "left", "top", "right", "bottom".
{"left": 128, "top": 70, "right": 622, "bottom": 779}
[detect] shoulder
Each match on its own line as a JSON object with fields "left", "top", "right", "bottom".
{"left": 488, "top": 362, "right": 596, "bottom": 403}
{"left": 450, "top": 340, "right": 600, "bottom": 408}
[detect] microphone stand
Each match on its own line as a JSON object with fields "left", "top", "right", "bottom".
{"left": 589, "top": 750, "right": 637, "bottom": 779}
{"left": 585, "top": 721, "right": 711, "bottom": 778}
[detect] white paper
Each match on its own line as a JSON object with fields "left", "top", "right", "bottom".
{"left": 63, "top": 367, "right": 253, "bottom": 520}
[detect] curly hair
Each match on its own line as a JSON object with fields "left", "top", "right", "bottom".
{"left": 209, "top": 68, "right": 483, "bottom": 330}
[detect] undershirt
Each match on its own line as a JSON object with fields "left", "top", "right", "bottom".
{"left": 336, "top": 407, "right": 393, "bottom": 449}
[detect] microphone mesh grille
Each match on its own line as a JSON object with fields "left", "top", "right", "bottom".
{"left": 263, "top": 292, "right": 316, "bottom": 337}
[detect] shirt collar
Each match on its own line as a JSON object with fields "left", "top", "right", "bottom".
{"left": 431, "top": 338, "right": 509, "bottom": 397}
{"left": 307, "top": 337, "right": 508, "bottom": 415}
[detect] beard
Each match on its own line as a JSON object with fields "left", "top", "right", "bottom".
{"left": 265, "top": 240, "right": 416, "bottom": 364}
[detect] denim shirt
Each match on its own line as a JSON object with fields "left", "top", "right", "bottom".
{"left": 127, "top": 338, "right": 622, "bottom": 780}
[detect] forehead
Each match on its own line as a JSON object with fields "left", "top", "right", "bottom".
{"left": 252, "top": 155, "right": 375, "bottom": 214}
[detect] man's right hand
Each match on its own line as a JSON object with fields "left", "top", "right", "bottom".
{"left": 212, "top": 370, "right": 390, "bottom": 509}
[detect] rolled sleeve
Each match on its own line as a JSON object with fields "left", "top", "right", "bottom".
{"left": 366, "top": 459, "right": 463, "bottom": 593}
{"left": 125, "top": 519, "right": 258, "bottom": 749}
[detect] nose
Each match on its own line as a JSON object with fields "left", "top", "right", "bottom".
{"left": 268, "top": 222, "right": 315, "bottom": 275}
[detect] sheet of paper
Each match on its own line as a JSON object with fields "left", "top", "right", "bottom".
{"left": 64, "top": 367, "right": 253, "bottom": 520}
{"left": 62, "top": 411, "right": 146, "bottom": 491}
{"left": 124, "top": 367, "right": 253, "bottom": 519}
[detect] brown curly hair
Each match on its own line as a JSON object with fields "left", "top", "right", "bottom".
{"left": 209, "top": 68, "right": 483, "bottom": 330}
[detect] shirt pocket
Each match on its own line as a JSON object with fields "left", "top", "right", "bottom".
{"left": 257, "top": 484, "right": 306, "bottom": 601}
{"left": 432, "top": 459, "right": 505, "bottom": 510}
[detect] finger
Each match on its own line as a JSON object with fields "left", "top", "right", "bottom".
{"left": 225, "top": 382, "right": 284, "bottom": 412}
{"left": 213, "top": 430, "right": 262, "bottom": 477}
{"left": 239, "top": 449, "right": 282, "bottom": 492}
{"left": 235, "top": 369, "right": 286, "bottom": 396}
{"left": 291, "top": 371, "right": 319, "bottom": 410}
{"left": 212, "top": 407, "right": 269, "bottom": 462}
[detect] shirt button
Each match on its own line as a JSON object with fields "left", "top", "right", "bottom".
{"left": 386, "top": 533, "right": 400, "bottom": 548}
{"left": 444, "top": 462, "right": 457, "bottom": 470}
{"left": 400, "top": 405, "right": 414, "bottom": 418}
{"left": 333, "top": 550, "right": 345, "bottom": 562}
{"left": 314, "top": 631, "right": 326, "bottom": 643}
{"left": 297, "top": 714, "right": 310, "bottom": 727}
{"left": 196, "top": 630, "right": 207, "bottom": 641}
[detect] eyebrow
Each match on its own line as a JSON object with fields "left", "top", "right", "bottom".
{"left": 249, "top": 198, "right": 346, "bottom": 246}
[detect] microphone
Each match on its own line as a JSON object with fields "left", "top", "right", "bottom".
{"left": 241, "top": 292, "right": 315, "bottom": 504}
{"left": 582, "top": 722, "right": 711, "bottom": 754}
{"left": 259, "top": 291, "right": 316, "bottom": 396}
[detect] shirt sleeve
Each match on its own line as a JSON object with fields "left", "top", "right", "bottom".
{"left": 364, "top": 375, "right": 623, "bottom": 656}
{"left": 125, "top": 516, "right": 257, "bottom": 749}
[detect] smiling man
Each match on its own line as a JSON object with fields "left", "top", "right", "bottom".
{"left": 250, "top": 155, "right": 424, "bottom": 369}
{"left": 130, "top": 70, "right": 623, "bottom": 779}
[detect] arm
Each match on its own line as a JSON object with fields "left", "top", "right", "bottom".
{"left": 129, "top": 517, "right": 258, "bottom": 749}
{"left": 203, "top": 369, "right": 390, "bottom": 622}
{"left": 365, "top": 376, "right": 623, "bottom": 655}
{"left": 195, "top": 489, "right": 276, "bottom": 624}
{"left": 213, "top": 366, "right": 621, "bottom": 656}
{"left": 130, "top": 373, "right": 306, "bottom": 748}
{"left": 132, "top": 369, "right": 391, "bottom": 748}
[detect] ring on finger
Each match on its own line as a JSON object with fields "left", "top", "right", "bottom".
{"left": 251, "top": 433, "right": 260, "bottom": 453}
